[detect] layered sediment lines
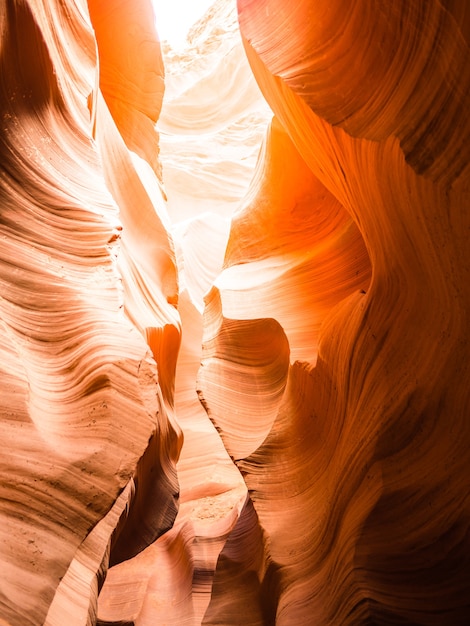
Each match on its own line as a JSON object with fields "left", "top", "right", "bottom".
{"left": 0, "top": 0, "right": 179, "bottom": 623}
{"left": 96, "top": 1, "right": 265, "bottom": 622}
{"left": 1, "top": 0, "right": 469, "bottom": 625}
{"left": 201, "top": 0, "right": 470, "bottom": 624}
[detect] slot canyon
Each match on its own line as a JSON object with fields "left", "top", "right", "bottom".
{"left": 1, "top": 0, "right": 469, "bottom": 624}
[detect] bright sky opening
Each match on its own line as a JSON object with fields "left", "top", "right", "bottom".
{"left": 152, "top": 0, "right": 216, "bottom": 49}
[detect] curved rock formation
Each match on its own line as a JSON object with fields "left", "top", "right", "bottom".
{"left": 87, "top": 0, "right": 182, "bottom": 566}
{"left": 96, "top": 1, "right": 263, "bottom": 622}
{"left": 0, "top": 0, "right": 179, "bottom": 623}
{"left": 1, "top": 0, "right": 469, "bottom": 624}
{"left": 158, "top": 0, "right": 271, "bottom": 223}
{"left": 201, "top": 1, "right": 470, "bottom": 624}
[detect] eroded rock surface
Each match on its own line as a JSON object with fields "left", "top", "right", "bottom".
{"left": 1, "top": 1, "right": 179, "bottom": 623}
{"left": 1, "top": 0, "right": 469, "bottom": 625}
{"left": 201, "top": 1, "right": 470, "bottom": 624}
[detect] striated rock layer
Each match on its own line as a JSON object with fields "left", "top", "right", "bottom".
{"left": 200, "top": 0, "right": 470, "bottom": 624}
{"left": 1, "top": 0, "right": 470, "bottom": 625}
{"left": 0, "top": 0, "right": 180, "bottom": 623}
{"left": 96, "top": 2, "right": 266, "bottom": 622}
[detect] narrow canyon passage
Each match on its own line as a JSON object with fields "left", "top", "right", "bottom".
{"left": 0, "top": 1, "right": 469, "bottom": 625}
{"left": 96, "top": 3, "right": 273, "bottom": 621}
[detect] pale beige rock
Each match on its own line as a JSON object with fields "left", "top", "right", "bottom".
{"left": 2, "top": 0, "right": 470, "bottom": 624}
{"left": 0, "top": 0, "right": 179, "bottom": 622}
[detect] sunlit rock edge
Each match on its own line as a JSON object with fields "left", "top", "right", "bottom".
{"left": 0, "top": 0, "right": 469, "bottom": 625}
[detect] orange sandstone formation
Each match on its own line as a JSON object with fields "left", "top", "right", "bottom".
{"left": 0, "top": 0, "right": 179, "bottom": 623}
{"left": 87, "top": 0, "right": 182, "bottom": 567}
{"left": 1, "top": 0, "right": 469, "bottom": 625}
{"left": 96, "top": 2, "right": 263, "bottom": 621}
{"left": 201, "top": 0, "right": 470, "bottom": 624}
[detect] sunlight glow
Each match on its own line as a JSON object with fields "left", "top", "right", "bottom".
{"left": 152, "top": 0, "right": 216, "bottom": 49}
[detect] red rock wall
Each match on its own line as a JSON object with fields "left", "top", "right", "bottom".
{"left": 201, "top": 1, "right": 470, "bottom": 624}
{"left": 0, "top": 1, "right": 180, "bottom": 623}
{"left": 1, "top": 0, "right": 469, "bottom": 624}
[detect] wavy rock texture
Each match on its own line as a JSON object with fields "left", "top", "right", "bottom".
{"left": 158, "top": 0, "right": 271, "bottom": 224}
{"left": 0, "top": 0, "right": 179, "bottom": 623}
{"left": 201, "top": 0, "right": 470, "bottom": 624}
{"left": 87, "top": 0, "right": 182, "bottom": 567}
{"left": 2, "top": 0, "right": 470, "bottom": 625}
{"left": 96, "top": 1, "right": 267, "bottom": 623}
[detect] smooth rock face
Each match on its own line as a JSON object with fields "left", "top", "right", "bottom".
{"left": 1, "top": 0, "right": 470, "bottom": 625}
{"left": 0, "top": 0, "right": 179, "bottom": 623}
{"left": 202, "top": 1, "right": 470, "bottom": 624}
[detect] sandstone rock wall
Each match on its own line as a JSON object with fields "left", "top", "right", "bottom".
{"left": 1, "top": 0, "right": 469, "bottom": 624}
